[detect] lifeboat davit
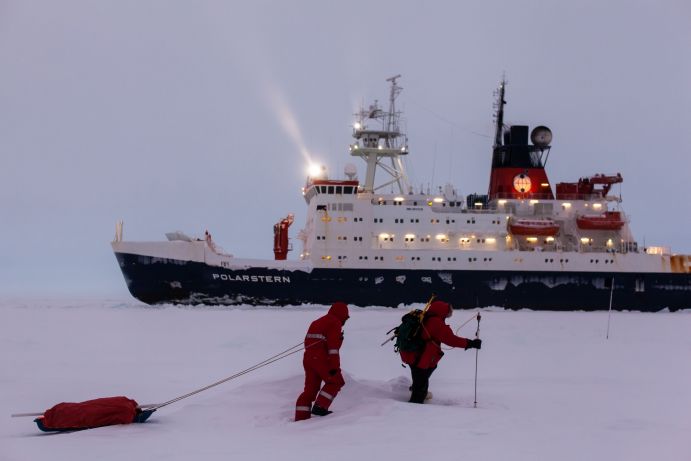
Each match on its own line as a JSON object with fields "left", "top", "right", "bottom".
{"left": 509, "top": 218, "right": 560, "bottom": 236}
{"left": 576, "top": 211, "right": 625, "bottom": 230}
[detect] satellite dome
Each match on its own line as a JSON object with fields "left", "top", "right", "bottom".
{"left": 344, "top": 163, "right": 357, "bottom": 180}
{"left": 530, "top": 126, "right": 552, "bottom": 147}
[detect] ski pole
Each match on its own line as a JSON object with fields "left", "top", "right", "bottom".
{"left": 473, "top": 312, "right": 481, "bottom": 408}
{"left": 606, "top": 276, "right": 615, "bottom": 339}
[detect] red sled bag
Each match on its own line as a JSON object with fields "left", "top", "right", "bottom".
{"left": 35, "top": 396, "right": 147, "bottom": 432}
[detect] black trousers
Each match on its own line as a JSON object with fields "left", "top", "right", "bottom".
{"left": 409, "top": 365, "right": 437, "bottom": 403}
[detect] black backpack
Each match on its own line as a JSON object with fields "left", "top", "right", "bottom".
{"left": 393, "top": 309, "right": 426, "bottom": 353}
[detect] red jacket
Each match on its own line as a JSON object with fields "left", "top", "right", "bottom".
{"left": 304, "top": 302, "right": 349, "bottom": 370}
{"left": 400, "top": 301, "right": 470, "bottom": 369}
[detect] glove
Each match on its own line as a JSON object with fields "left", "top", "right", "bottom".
{"left": 465, "top": 339, "right": 482, "bottom": 350}
{"left": 328, "top": 369, "right": 339, "bottom": 376}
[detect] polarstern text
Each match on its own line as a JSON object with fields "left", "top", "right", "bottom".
{"left": 212, "top": 274, "right": 291, "bottom": 283}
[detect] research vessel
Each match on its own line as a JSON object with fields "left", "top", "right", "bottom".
{"left": 112, "top": 76, "right": 690, "bottom": 310}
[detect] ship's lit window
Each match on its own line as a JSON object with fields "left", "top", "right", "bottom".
{"left": 593, "top": 203, "right": 602, "bottom": 210}
{"left": 433, "top": 197, "right": 443, "bottom": 203}
{"left": 580, "top": 237, "right": 591, "bottom": 244}
{"left": 486, "top": 238, "right": 496, "bottom": 244}
{"left": 526, "top": 237, "right": 538, "bottom": 243}
{"left": 562, "top": 202, "right": 572, "bottom": 209}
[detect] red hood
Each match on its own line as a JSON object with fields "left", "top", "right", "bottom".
{"left": 328, "top": 302, "right": 349, "bottom": 322}
{"left": 426, "top": 300, "right": 451, "bottom": 318}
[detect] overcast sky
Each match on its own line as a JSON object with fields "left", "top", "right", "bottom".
{"left": 1, "top": 0, "right": 689, "bottom": 296}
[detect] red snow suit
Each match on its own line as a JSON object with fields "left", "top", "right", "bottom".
{"left": 400, "top": 301, "right": 470, "bottom": 369}
{"left": 295, "top": 302, "right": 349, "bottom": 421}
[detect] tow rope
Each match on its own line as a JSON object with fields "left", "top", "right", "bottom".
{"left": 149, "top": 340, "right": 312, "bottom": 410}
{"left": 13, "top": 339, "right": 321, "bottom": 432}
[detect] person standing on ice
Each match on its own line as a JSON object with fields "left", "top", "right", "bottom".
{"left": 295, "top": 302, "right": 349, "bottom": 421}
{"left": 400, "top": 300, "right": 481, "bottom": 404}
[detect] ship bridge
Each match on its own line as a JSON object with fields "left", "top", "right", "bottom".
{"left": 302, "top": 179, "right": 359, "bottom": 204}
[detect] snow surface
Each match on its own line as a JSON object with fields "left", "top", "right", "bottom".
{"left": 2, "top": 299, "right": 690, "bottom": 461}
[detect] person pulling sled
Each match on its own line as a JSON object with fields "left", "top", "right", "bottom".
{"left": 295, "top": 302, "right": 349, "bottom": 421}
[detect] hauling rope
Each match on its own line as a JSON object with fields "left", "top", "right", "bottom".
{"left": 13, "top": 340, "right": 319, "bottom": 432}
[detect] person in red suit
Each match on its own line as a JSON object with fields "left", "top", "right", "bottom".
{"left": 295, "top": 302, "right": 350, "bottom": 421}
{"left": 400, "top": 300, "right": 481, "bottom": 403}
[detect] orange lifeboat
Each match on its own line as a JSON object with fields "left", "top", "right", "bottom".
{"left": 508, "top": 218, "right": 560, "bottom": 236}
{"left": 576, "top": 211, "right": 625, "bottom": 231}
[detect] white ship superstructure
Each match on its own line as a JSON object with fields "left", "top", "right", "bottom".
{"left": 112, "top": 77, "right": 690, "bottom": 310}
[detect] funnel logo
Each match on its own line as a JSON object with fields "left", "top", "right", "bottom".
{"left": 513, "top": 173, "right": 531, "bottom": 193}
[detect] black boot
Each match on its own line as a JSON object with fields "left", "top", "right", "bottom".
{"left": 311, "top": 405, "right": 332, "bottom": 416}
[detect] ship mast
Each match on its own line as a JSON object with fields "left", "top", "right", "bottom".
{"left": 350, "top": 75, "right": 410, "bottom": 194}
{"left": 493, "top": 77, "right": 507, "bottom": 148}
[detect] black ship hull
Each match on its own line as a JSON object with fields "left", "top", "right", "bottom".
{"left": 115, "top": 252, "right": 690, "bottom": 311}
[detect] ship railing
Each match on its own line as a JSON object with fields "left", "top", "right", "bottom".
{"left": 575, "top": 242, "right": 639, "bottom": 254}
{"left": 463, "top": 208, "right": 500, "bottom": 214}
{"left": 490, "top": 192, "right": 608, "bottom": 201}
{"left": 490, "top": 192, "right": 555, "bottom": 200}
{"left": 553, "top": 193, "right": 605, "bottom": 201}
